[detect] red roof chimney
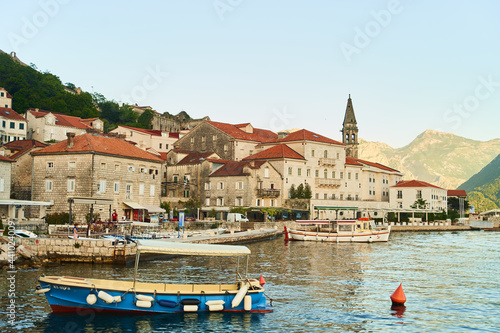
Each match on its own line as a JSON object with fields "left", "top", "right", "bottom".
{"left": 66, "top": 132, "right": 76, "bottom": 148}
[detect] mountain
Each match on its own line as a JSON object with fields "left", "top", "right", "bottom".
{"left": 458, "top": 155, "right": 500, "bottom": 210}
{"left": 359, "top": 130, "right": 500, "bottom": 190}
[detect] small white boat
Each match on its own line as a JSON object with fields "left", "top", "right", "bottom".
{"left": 14, "top": 229, "right": 38, "bottom": 238}
{"left": 287, "top": 219, "right": 391, "bottom": 243}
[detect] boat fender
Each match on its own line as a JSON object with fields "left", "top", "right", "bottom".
{"left": 350, "top": 236, "right": 354, "bottom": 243}
{"left": 231, "top": 283, "right": 249, "bottom": 308}
{"left": 368, "top": 236, "right": 373, "bottom": 243}
{"left": 183, "top": 305, "right": 198, "bottom": 312}
{"left": 86, "top": 293, "right": 97, "bottom": 305}
{"left": 158, "top": 300, "right": 177, "bottom": 308}
{"left": 113, "top": 296, "right": 123, "bottom": 303}
{"left": 244, "top": 295, "right": 252, "bottom": 311}
{"left": 136, "top": 294, "right": 155, "bottom": 302}
{"left": 135, "top": 300, "right": 152, "bottom": 308}
{"left": 208, "top": 304, "right": 224, "bottom": 311}
{"left": 180, "top": 299, "right": 201, "bottom": 306}
{"left": 98, "top": 290, "right": 115, "bottom": 304}
{"left": 35, "top": 287, "right": 51, "bottom": 295}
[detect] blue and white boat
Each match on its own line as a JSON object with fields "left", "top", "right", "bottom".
{"left": 35, "top": 240, "right": 273, "bottom": 314}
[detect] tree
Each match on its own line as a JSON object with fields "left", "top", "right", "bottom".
{"left": 303, "top": 183, "right": 312, "bottom": 199}
{"left": 411, "top": 198, "right": 428, "bottom": 209}
{"left": 296, "top": 184, "right": 304, "bottom": 199}
{"left": 289, "top": 184, "right": 296, "bottom": 199}
{"left": 261, "top": 208, "right": 280, "bottom": 222}
{"left": 136, "top": 109, "right": 154, "bottom": 129}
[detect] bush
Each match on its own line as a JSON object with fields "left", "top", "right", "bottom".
{"left": 46, "top": 212, "right": 73, "bottom": 225}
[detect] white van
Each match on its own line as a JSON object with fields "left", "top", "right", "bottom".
{"left": 227, "top": 213, "right": 249, "bottom": 223}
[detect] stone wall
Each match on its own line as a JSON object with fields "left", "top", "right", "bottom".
{"left": 175, "top": 122, "right": 235, "bottom": 160}
{"left": 18, "top": 238, "right": 136, "bottom": 264}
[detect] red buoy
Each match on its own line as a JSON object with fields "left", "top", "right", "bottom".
{"left": 284, "top": 226, "right": 289, "bottom": 241}
{"left": 259, "top": 274, "right": 266, "bottom": 286}
{"left": 390, "top": 283, "right": 406, "bottom": 306}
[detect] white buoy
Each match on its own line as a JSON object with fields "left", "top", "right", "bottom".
{"left": 35, "top": 288, "right": 50, "bottom": 294}
{"left": 135, "top": 300, "right": 152, "bottom": 308}
{"left": 86, "top": 294, "right": 97, "bottom": 305}
{"left": 97, "top": 290, "right": 115, "bottom": 304}
{"left": 136, "top": 294, "right": 154, "bottom": 302}
{"left": 183, "top": 305, "right": 198, "bottom": 312}
{"left": 231, "top": 284, "right": 249, "bottom": 308}
{"left": 244, "top": 295, "right": 252, "bottom": 311}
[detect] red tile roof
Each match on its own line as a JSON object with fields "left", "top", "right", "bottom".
{"left": 392, "top": 180, "right": 444, "bottom": 189}
{"left": 0, "top": 155, "right": 15, "bottom": 162}
{"left": 177, "top": 152, "right": 218, "bottom": 165}
{"left": 3, "top": 139, "right": 48, "bottom": 159}
{"left": 350, "top": 157, "right": 401, "bottom": 173}
{"left": 275, "top": 129, "right": 344, "bottom": 145}
{"left": 0, "top": 107, "right": 26, "bottom": 121}
{"left": 448, "top": 189, "right": 467, "bottom": 197}
{"left": 345, "top": 156, "right": 363, "bottom": 166}
{"left": 207, "top": 121, "right": 277, "bottom": 142}
{"left": 243, "top": 144, "right": 305, "bottom": 161}
{"left": 7, "top": 92, "right": 12, "bottom": 98}
{"left": 27, "top": 109, "right": 92, "bottom": 129}
{"left": 31, "top": 133, "right": 163, "bottom": 162}
{"left": 209, "top": 160, "right": 264, "bottom": 177}
{"left": 117, "top": 125, "right": 163, "bottom": 136}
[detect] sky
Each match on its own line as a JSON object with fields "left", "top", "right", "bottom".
{"left": 1, "top": 0, "right": 499, "bottom": 148}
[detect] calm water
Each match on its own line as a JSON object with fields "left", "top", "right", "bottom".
{"left": 1, "top": 231, "right": 499, "bottom": 332}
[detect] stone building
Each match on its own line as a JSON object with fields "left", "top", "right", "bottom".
{"left": 342, "top": 94, "right": 359, "bottom": 158}
{"left": 109, "top": 125, "right": 179, "bottom": 154}
{"left": 0, "top": 139, "right": 48, "bottom": 200}
{"left": 0, "top": 89, "right": 27, "bottom": 144}
{"left": 174, "top": 120, "right": 278, "bottom": 161}
{"left": 0, "top": 87, "right": 13, "bottom": 108}
{"left": 31, "top": 133, "right": 163, "bottom": 222}
{"left": 25, "top": 108, "right": 103, "bottom": 143}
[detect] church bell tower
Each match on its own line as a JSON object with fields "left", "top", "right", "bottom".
{"left": 342, "top": 94, "right": 359, "bottom": 158}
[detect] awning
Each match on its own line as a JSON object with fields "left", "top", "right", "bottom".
{"left": 314, "top": 206, "right": 358, "bottom": 211}
{"left": 123, "top": 201, "right": 147, "bottom": 210}
{"left": 138, "top": 240, "right": 251, "bottom": 256}
{"left": 0, "top": 199, "right": 53, "bottom": 206}
{"left": 142, "top": 205, "right": 166, "bottom": 213}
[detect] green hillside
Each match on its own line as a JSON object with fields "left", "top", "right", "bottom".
{"left": 458, "top": 155, "right": 500, "bottom": 211}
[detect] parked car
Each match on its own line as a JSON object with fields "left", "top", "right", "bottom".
{"left": 227, "top": 213, "right": 249, "bottom": 223}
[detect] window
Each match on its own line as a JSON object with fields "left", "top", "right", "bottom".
{"left": 150, "top": 185, "right": 155, "bottom": 196}
{"left": 114, "top": 182, "right": 120, "bottom": 193}
{"left": 397, "top": 191, "right": 403, "bottom": 199}
{"left": 190, "top": 137, "right": 194, "bottom": 144}
{"left": 236, "top": 182, "right": 244, "bottom": 190}
{"left": 324, "top": 193, "right": 327, "bottom": 199}
{"left": 311, "top": 150, "right": 315, "bottom": 157}
{"left": 332, "top": 171, "right": 336, "bottom": 178}
{"left": 417, "top": 190, "right": 422, "bottom": 199}
{"left": 0, "top": 178, "right": 4, "bottom": 192}
{"left": 348, "top": 172, "right": 351, "bottom": 180}
{"left": 298, "top": 168, "right": 302, "bottom": 176}
{"left": 270, "top": 199, "right": 275, "bottom": 207}
{"left": 315, "top": 193, "right": 319, "bottom": 199}
{"left": 340, "top": 172, "right": 344, "bottom": 179}
{"left": 235, "top": 197, "right": 243, "bottom": 206}
{"left": 224, "top": 144, "right": 228, "bottom": 152}
{"left": 217, "top": 197, "right": 224, "bottom": 206}
{"left": 68, "top": 179, "right": 75, "bottom": 192}
{"left": 0, "top": 92, "right": 3, "bottom": 97}
{"left": 315, "top": 170, "right": 319, "bottom": 177}
{"left": 256, "top": 199, "right": 261, "bottom": 206}
{"left": 128, "top": 165, "right": 134, "bottom": 172}
{"left": 126, "top": 184, "right": 132, "bottom": 199}
{"left": 46, "top": 180, "right": 53, "bottom": 192}
{"left": 324, "top": 150, "right": 328, "bottom": 158}
{"left": 19, "top": 123, "right": 24, "bottom": 130}
{"left": 213, "top": 135, "right": 217, "bottom": 141}
{"left": 69, "top": 161, "right": 76, "bottom": 168}
{"left": 264, "top": 168, "right": 269, "bottom": 178}
{"left": 202, "top": 136, "right": 206, "bottom": 143}
{"left": 307, "top": 169, "right": 311, "bottom": 177}
{"left": 355, "top": 173, "right": 358, "bottom": 180}
{"left": 140, "top": 167, "right": 146, "bottom": 174}
{"left": 205, "top": 182, "right": 211, "bottom": 190}
{"left": 324, "top": 169, "right": 328, "bottom": 179}
{"left": 9, "top": 122, "right": 15, "bottom": 129}
{"left": 47, "top": 162, "right": 54, "bottom": 169}
{"left": 205, "top": 198, "right": 210, "bottom": 206}
{"left": 184, "top": 190, "right": 190, "bottom": 198}
{"left": 139, "top": 183, "right": 144, "bottom": 195}
{"left": 1, "top": 121, "right": 4, "bottom": 128}
{"left": 340, "top": 194, "right": 343, "bottom": 200}
{"left": 159, "top": 143, "right": 162, "bottom": 149}
{"left": 101, "top": 163, "right": 106, "bottom": 170}
{"left": 218, "top": 182, "right": 224, "bottom": 190}
{"left": 288, "top": 167, "right": 292, "bottom": 175}
{"left": 97, "top": 180, "right": 106, "bottom": 193}
{"left": 115, "top": 164, "right": 120, "bottom": 171}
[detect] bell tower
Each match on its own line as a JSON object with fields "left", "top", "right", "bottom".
{"left": 341, "top": 94, "right": 359, "bottom": 158}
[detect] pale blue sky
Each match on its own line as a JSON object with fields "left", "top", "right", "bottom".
{"left": 1, "top": 0, "right": 499, "bottom": 147}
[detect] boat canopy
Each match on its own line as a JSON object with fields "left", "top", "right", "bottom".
{"left": 137, "top": 240, "right": 251, "bottom": 257}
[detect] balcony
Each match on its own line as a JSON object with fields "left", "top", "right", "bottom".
{"left": 257, "top": 188, "right": 280, "bottom": 198}
{"left": 318, "top": 158, "right": 336, "bottom": 166}
{"left": 315, "top": 178, "right": 341, "bottom": 188}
